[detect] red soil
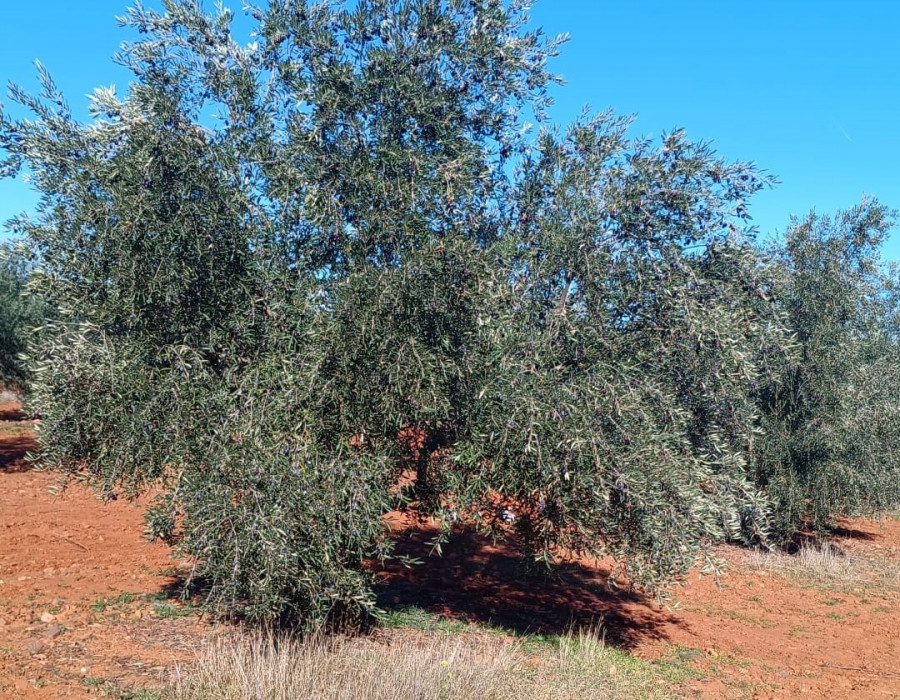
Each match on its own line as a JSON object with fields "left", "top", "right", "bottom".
{"left": 0, "top": 403, "right": 215, "bottom": 699}
{"left": 1, "top": 402, "right": 898, "bottom": 698}
{"left": 379, "top": 517, "right": 900, "bottom": 698}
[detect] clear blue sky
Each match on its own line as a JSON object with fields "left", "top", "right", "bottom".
{"left": 2, "top": 1, "right": 898, "bottom": 258}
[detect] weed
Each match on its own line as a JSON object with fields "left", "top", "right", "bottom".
{"left": 672, "top": 645, "right": 705, "bottom": 663}
{"left": 153, "top": 601, "right": 194, "bottom": 619}
{"left": 787, "top": 624, "right": 808, "bottom": 639}
{"left": 78, "top": 672, "right": 169, "bottom": 700}
{"left": 380, "top": 607, "right": 471, "bottom": 635}
{"left": 720, "top": 609, "right": 774, "bottom": 628}
{"left": 168, "top": 626, "right": 699, "bottom": 700}
{"left": 81, "top": 675, "right": 107, "bottom": 690}
{"left": 114, "top": 689, "right": 169, "bottom": 700}
{"left": 92, "top": 592, "right": 138, "bottom": 613}
{"left": 746, "top": 542, "right": 900, "bottom": 597}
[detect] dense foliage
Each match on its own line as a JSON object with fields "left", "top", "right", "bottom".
{"left": 755, "top": 200, "right": 900, "bottom": 538}
{"left": 0, "top": 243, "right": 45, "bottom": 390}
{"left": 1, "top": 0, "right": 898, "bottom": 626}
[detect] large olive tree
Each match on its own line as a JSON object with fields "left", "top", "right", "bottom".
{"left": 2, "top": 0, "right": 786, "bottom": 625}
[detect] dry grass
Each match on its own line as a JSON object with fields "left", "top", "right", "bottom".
{"left": 0, "top": 390, "right": 20, "bottom": 403}
{"left": 746, "top": 541, "right": 900, "bottom": 595}
{"left": 0, "top": 421, "right": 32, "bottom": 437}
{"left": 168, "top": 626, "right": 690, "bottom": 700}
{"left": 172, "top": 631, "right": 520, "bottom": 700}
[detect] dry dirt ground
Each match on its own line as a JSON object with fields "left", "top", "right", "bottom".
{"left": 0, "top": 402, "right": 219, "bottom": 699}
{"left": 1, "top": 401, "right": 898, "bottom": 699}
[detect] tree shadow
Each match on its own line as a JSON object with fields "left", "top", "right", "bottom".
{"left": 375, "top": 525, "right": 682, "bottom": 650}
{"left": 783, "top": 522, "right": 878, "bottom": 554}
{"left": 0, "top": 406, "right": 27, "bottom": 422}
{"left": 828, "top": 525, "right": 878, "bottom": 542}
{"left": 0, "top": 433, "right": 37, "bottom": 472}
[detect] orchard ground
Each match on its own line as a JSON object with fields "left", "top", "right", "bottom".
{"left": 1, "top": 400, "right": 898, "bottom": 699}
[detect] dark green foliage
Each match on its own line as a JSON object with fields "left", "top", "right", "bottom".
{"left": 447, "top": 117, "right": 780, "bottom": 586}
{"left": 1, "top": 0, "right": 898, "bottom": 628}
{"left": 756, "top": 200, "right": 900, "bottom": 537}
{"left": 0, "top": 243, "right": 45, "bottom": 390}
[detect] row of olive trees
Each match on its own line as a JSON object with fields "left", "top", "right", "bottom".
{"left": 1, "top": 0, "right": 898, "bottom": 627}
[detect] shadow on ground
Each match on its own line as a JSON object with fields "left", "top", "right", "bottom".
{"left": 782, "top": 524, "right": 878, "bottom": 554}
{"left": 0, "top": 433, "right": 37, "bottom": 472}
{"left": 0, "top": 400, "right": 37, "bottom": 472}
{"left": 376, "top": 525, "right": 681, "bottom": 650}
{"left": 827, "top": 524, "right": 878, "bottom": 541}
{"left": 0, "top": 406, "right": 27, "bottom": 422}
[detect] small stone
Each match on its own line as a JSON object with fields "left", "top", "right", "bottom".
{"left": 39, "top": 612, "right": 55, "bottom": 623}
{"left": 25, "top": 640, "right": 48, "bottom": 656}
{"left": 44, "top": 624, "right": 64, "bottom": 639}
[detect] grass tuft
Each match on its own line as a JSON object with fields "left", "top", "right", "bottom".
{"left": 168, "top": 626, "right": 692, "bottom": 700}
{"left": 746, "top": 541, "right": 900, "bottom": 595}
{"left": 172, "top": 631, "right": 520, "bottom": 700}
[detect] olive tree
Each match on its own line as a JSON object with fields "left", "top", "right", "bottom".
{"left": 0, "top": 242, "right": 45, "bottom": 391}
{"left": 2, "top": 0, "right": 788, "bottom": 624}
{"left": 756, "top": 200, "right": 900, "bottom": 537}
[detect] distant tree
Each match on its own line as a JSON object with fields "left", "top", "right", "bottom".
{"left": 0, "top": 242, "right": 44, "bottom": 391}
{"left": 756, "top": 199, "right": 900, "bottom": 537}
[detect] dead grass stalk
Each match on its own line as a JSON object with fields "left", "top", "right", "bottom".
{"left": 170, "top": 626, "right": 685, "bottom": 700}
{"left": 746, "top": 541, "right": 900, "bottom": 595}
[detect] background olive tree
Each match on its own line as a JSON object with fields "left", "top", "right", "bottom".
{"left": 0, "top": 242, "right": 45, "bottom": 391}
{"left": 756, "top": 200, "right": 900, "bottom": 538}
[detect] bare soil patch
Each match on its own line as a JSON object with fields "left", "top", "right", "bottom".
{"left": 0, "top": 402, "right": 214, "bottom": 699}
{"left": 637, "top": 523, "right": 900, "bottom": 699}
{"left": 1, "top": 400, "right": 897, "bottom": 698}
